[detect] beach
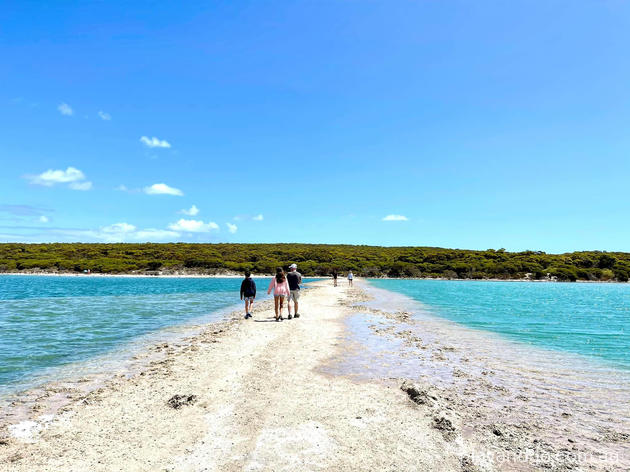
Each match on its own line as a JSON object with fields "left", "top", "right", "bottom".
{"left": 1, "top": 279, "right": 628, "bottom": 471}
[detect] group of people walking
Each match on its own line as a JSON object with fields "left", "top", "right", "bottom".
{"left": 266, "top": 264, "right": 302, "bottom": 321}
{"left": 239, "top": 265, "right": 354, "bottom": 322}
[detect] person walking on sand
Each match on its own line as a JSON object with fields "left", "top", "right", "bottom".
{"left": 240, "top": 270, "right": 256, "bottom": 319}
{"left": 332, "top": 269, "right": 338, "bottom": 287}
{"left": 268, "top": 267, "right": 290, "bottom": 322}
{"left": 347, "top": 270, "right": 354, "bottom": 287}
{"left": 286, "top": 263, "right": 302, "bottom": 319}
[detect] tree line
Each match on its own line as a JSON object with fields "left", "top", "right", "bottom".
{"left": 0, "top": 243, "right": 629, "bottom": 282}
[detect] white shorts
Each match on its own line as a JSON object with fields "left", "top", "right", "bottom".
{"left": 243, "top": 296, "right": 254, "bottom": 301}
{"left": 289, "top": 290, "right": 300, "bottom": 301}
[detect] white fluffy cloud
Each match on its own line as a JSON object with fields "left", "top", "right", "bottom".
{"left": 27, "top": 166, "right": 92, "bottom": 190}
{"left": 180, "top": 205, "right": 199, "bottom": 216}
{"left": 140, "top": 136, "right": 171, "bottom": 148}
{"left": 143, "top": 183, "right": 183, "bottom": 196}
{"left": 168, "top": 219, "right": 219, "bottom": 233}
{"left": 98, "top": 111, "right": 111, "bottom": 121}
{"left": 29, "top": 167, "right": 84, "bottom": 186}
{"left": 252, "top": 214, "right": 264, "bottom": 221}
{"left": 382, "top": 214, "right": 409, "bottom": 221}
{"left": 58, "top": 102, "right": 73, "bottom": 116}
{"left": 226, "top": 223, "right": 238, "bottom": 234}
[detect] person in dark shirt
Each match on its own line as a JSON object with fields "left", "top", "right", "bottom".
{"left": 240, "top": 271, "right": 257, "bottom": 319}
{"left": 332, "top": 269, "right": 338, "bottom": 287}
{"left": 286, "top": 263, "right": 302, "bottom": 319}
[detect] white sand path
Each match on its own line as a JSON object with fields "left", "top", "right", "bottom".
{"left": 1, "top": 281, "right": 465, "bottom": 472}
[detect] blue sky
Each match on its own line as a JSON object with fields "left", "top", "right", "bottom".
{"left": 2, "top": 1, "right": 630, "bottom": 252}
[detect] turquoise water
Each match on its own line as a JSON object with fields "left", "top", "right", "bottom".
{"left": 368, "top": 279, "right": 630, "bottom": 370}
{"left": 0, "top": 275, "right": 312, "bottom": 396}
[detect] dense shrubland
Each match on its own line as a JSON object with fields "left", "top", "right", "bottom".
{"left": 0, "top": 243, "right": 629, "bottom": 282}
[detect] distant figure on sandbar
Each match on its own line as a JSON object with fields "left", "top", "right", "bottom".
{"left": 332, "top": 269, "right": 338, "bottom": 287}
{"left": 287, "top": 263, "right": 302, "bottom": 319}
{"left": 240, "top": 270, "right": 256, "bottom": 319}
{"left": 268, "top": 267, "right": 290, "bottom": 322}
{"left": 347, "top": 270, "right": 353, "bottom": 287}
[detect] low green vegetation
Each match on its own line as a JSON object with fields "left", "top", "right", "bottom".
{"left": 0, "top": 243, "right": 629, "bottom": 282}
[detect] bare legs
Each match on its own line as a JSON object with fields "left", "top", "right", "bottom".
{"left": 244, "top": 298, "right": 254, "bottom": 317}
{"left": 288, "top": 298, "right": 299, "bottom": 317}
{"left": 274, "top": 296, "right": 285, "bottom": 320}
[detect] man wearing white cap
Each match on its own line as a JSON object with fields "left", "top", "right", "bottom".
{"left": 286, "top": 263, "right": 302, "bottom": 319}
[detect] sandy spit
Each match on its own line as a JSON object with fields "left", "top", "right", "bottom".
{"left": 4, "top": 280, "right": 626, "bottom": 471}
{"left": 0, "top": 280, "right": 476, "bottom": 472}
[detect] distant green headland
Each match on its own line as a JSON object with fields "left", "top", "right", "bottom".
{"left": 0, "top": 243, "right": 629, "bottom": 282}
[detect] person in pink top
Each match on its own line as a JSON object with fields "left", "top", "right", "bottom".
{"left": 267, "top": 267, "right": 290, "bottom": 321}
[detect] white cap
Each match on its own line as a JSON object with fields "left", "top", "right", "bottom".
{"left": 289, "top": 263, "right": 297, "bottom": 269}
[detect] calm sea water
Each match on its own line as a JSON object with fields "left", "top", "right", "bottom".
{"left": 368, "top": 279, "right": 630, "bottom": 370}
{"left": 0, "top": 275, "right": 312, "bottom": 396}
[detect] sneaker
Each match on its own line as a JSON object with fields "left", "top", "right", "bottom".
{"left": 294, "top": 313, "right": 300, "bottom": 318}
{"left": 288, "top": 314, "right": 293, "bottom": 320}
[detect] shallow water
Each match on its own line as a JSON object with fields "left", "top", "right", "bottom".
{"left": 368, "top": 279, "right": 630, "bottom": 370}
{"left": 0, "top": 275, "right": 316, "bottom": 398}
{"left": 325, "top": 282, "right": 630, "bottom": 470}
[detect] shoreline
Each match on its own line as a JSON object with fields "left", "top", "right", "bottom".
{"left": 2, "top": 271, "right": 629, "bottom": 284}
{"left": 1, "top": 280, "right": 628, "bottom": 470}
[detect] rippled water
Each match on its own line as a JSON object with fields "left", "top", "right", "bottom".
{"left": 368, "top": 279, "right": 630, "bottom": 369}
{"left": 327, "top": 282, "right": 630, "bottom": 470}
{"left": 0, "top": 275, "right": 314, "bottom": 397}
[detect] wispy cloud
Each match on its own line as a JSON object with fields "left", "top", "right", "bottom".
{"left": 143, "top": 183, "right": 183, "bottom": 196}
{"left": 98, "top": 111, "right": 111, "bottom": 121}
{"left": 0, "top": 204, "right": 51, "bottom": 217}
{"left": 26, "top": 166, "right": 92, "bottom": 191}
{"left": 234, "top": 214, "right": 264, "bottom": 221}
{"left": 115, "top": 184, "right": 144, "bottom": 194}
{"left": 134, "top": 229, "right": 180, "bottom": 241}
{"left": 97, "top": 223, "right": 180, "bottom": 242}
{"left": 39, "top": 216, "right": 49, "bottom": 223}
{"left": 382, "top": 214, "right": 408, "bottom": 221}
{"left": 140, "top": 136, "right": 171, "bottom": 148}
{"left": 226, "top": 223, "right": 238, "bottom": 234}
{"left": 58, "top": 102, "right": 73, "bottom": 116}
{"left": 101, "top": 222, "right": 136, "bottom": 233}
{"left": 180, "top": 205, "right": 199, "bottom": 216}
{"left": 69, "top": 181, "right": 93, "bottom": 191}
{"left": 11, "top": 97, "right": 38, "bottom": 108}
{"left": 0, "top": 223, "right": 181, "bottom": 243}
{"left": 168, "top": 219, "right": 219, "bottom": 233}
{"left": 98, "top": 223, "right": 179, "bottom": 242}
